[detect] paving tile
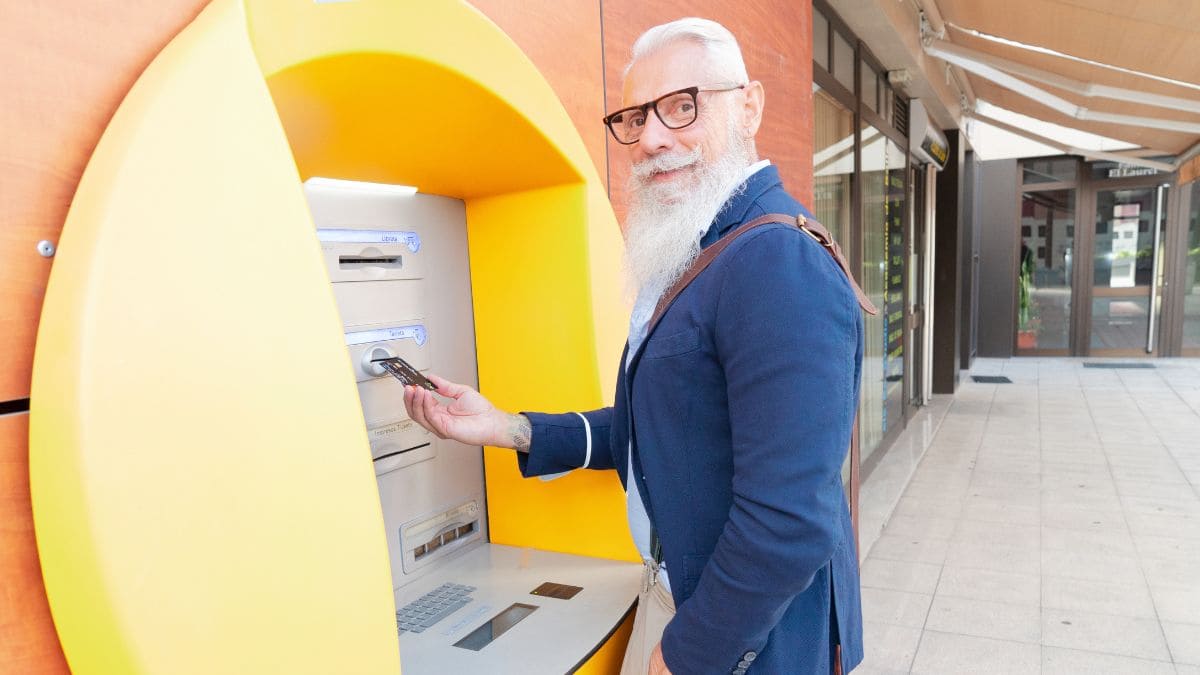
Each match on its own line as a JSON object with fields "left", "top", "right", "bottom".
{"left": 1124, "top": 512, "right": 1200, "bottom": 540}
{"left": 869, "top": 534, "right": 951, "bottom": 565}
{"left": 961, "top": 497, "right": 1041, "bottom": 526}
{"left": 954, "top": 520, "right": 1041, "bottom": 549}
{"left": 1110, "top": 464, "right": 1189, "bottom": 484}
{"left": 1114, "top": 480, "right": 1199, "bottom": 500}
{"left": 1121, "top": 495, "right": 1200, "bottom": 518}
{"left": 854, "top": 619, "right": 916, "bottom": 672}
{"left": 965, "top": 483, "right": 1041, "bottom": 505}
{"left": 1040, "top": 647, "right": 1174, "bottom": 675}
{"left": 1040, "top": 488, "right": 1124, "bottom": 512}
{"left": 935, "top": 566, "right": 1040, "bottom": 606}
{"left": 861, "top": 587, "right": 933, "bottom": 628}
{"left": 1147, "top": 582, "right": 1200, "bottom": 624}
{"left": 861, "top": 557, "right": 943, "bottom": 595}
{"left": 1041, "top": 526, "right": 1136, "bottom": 556}
{"left": 973, "top": 457, "right": 1041, "bottom": 475}
{"left": 1041, "top": 575, "right": 1157, "bottom": 619}
{"left": 1163, "top": 621, "right": 1200, "bottom": 665}
{"left": 1040, "top": 506, "right": 1127, "bottom": 532}
{"left": 883, "top": 514, "right": 959, "bottom": 541}
{"left": 944, "top": 540, "right": 1040, "bottom": 575}
{"left": 894, "top": 495, "right": 966, "bottom": 520}
{"left": 1041, "top": 548, "right": 1141, "bottom": 584}
{"left": 910, "top": 631, "right": 1040, "bottom": 675}
{"left": 970, "top": 470, "right": 1041, "bottom": 490}
{"left": 924, "top": 595, "right": 1040, "bottom": 643}
{"left": 1133, "top": 534, "right": 1200, "bottom": 562}
{"left": 1041, "top": 607, "right": 1169, "bottom": 661}
{"left": 1140, "top": 556, "right": 1200, "bottom": 589}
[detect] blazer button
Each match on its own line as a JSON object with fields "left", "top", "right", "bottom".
{"left": 732, "top": 670, "right": 746, "bottom": 675}
{"left": 737, "top": 660, "right": 751, "bottom": 669}
{"left": 743, "top": 651, "right": 757, "bottom": 661}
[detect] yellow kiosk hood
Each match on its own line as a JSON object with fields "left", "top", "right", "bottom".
{"left": 29, "top": 1, "right": 630, "bottom": 672}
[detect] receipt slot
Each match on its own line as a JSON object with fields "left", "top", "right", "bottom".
{"left": 29, "top": 2, "right": 637, "bottom": 674}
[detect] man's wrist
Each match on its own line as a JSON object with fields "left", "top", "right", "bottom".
{"left": 504, "top": 413, "right": 531, "bottom": 453}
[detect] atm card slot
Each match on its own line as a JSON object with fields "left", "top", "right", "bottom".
{"left": 339, "top": 254, "right": 402, "bottom": 270}
{"left": 321, "top": 239, "right": 423, "bottom": 282}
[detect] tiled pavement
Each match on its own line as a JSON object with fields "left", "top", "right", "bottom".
{"left": 856, "top": 358, "right": 1200, "bottom": 675}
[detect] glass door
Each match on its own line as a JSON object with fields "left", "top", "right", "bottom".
{"left": 1183, "top": 182, "right": 1200, "bottom": 356}
{"left": 1017, "top": 189, "right": 1076, "bottom": 355}
{"left": 1088, "top": 185, "right": 1169, "bottom": 356}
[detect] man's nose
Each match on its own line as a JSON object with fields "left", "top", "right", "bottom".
{"left": 635, "top": 111, "right": 675, "bottom": 155}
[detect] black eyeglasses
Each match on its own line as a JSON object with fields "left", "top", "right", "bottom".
{"left": 602, "top": 83, "right": 745, "bottom": 145}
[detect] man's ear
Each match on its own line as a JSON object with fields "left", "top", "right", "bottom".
{"left": 742, "top": 80, "right": 765, "bottom": 138}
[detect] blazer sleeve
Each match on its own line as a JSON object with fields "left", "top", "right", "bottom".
{"left": 515, "top": 408, "right": 616, "bottom": 477}
{"left": 661, "top": 226, "right": 861, "bottom": 673}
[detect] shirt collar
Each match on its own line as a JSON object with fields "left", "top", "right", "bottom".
{"left": 701, "top": 161, "right": 782, "bottom": 246}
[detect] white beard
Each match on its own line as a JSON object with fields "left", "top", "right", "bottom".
{"left": 623, "top": 118, "right": 753, "bottom": 304}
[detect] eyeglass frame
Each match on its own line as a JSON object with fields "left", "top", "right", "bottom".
{"left": 602, "top": 83, "right": 746, "bottom": 145}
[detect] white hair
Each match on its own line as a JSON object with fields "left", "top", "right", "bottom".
{"left": 625, "top": 17, "right": 749, "bottom": 84}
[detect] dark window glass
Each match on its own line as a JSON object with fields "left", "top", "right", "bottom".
{"left": 813, "top": 10, "right": 830, "bottom": 71}
{"left": 1018, "top": 190, "right": 1075, "bottom": 352}
{"left": 833, "top": 31, "right": 854, "bottom": 93}
{"left": 861, "top": 60, "right": 877, "bottom": 112}
{"left": 1023, "top": 158, "right": 1077, "bottom": 185}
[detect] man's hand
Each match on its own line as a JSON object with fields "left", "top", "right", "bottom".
{"left": 649, "top": 642, "right": 672, "bottom": 675}
{"left": 402, "top": 375, "right": 530, "bottom": 452}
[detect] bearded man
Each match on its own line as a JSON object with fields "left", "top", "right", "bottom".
{"left": 404, "top": 17, "right": 865, "bottom": 675}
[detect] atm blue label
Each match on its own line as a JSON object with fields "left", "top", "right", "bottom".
{"left": 345, "top": 324, "right": 428, "bottom": 347}
{"left": 316, "top": 228, "right": 421, "bottom": 253}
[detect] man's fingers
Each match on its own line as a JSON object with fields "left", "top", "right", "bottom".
{"left": 408, "top": 387, "right": 437, "bottom": 435}
{"left": 419, "top": 388, "right": 450, "bottom": 439}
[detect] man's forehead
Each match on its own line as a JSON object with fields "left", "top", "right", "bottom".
{"left": 621, "top": 42, "right": 714, "bottom": 107}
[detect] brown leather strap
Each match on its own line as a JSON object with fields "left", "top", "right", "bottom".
{"left": 648, "top": 212, "right": 877, "bottom": 337}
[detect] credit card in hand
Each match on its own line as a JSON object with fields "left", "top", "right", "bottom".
{"left": 372, "top": 355, "right": 438, "bottom": 391}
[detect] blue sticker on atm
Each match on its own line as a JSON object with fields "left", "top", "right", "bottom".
{"left": 345, "top": 324, "right": 427, "bottom": 347}
{"left": 316, "top": 228, "right": 421, "bottom": 253}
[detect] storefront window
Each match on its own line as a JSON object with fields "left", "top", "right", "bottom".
{"left": 813, "top": 85, "right": 853, "bottom": 244}
{"left": 1022, "top": 158, "right": 1077, "bottom": 185}
{"left": 1184, "top": 182, "right": 1200, "bottom": 353}
{"left": 859, "top": 124, "right": 906, "bottom": 462}
{"left": 1018, "top": 189, "right": 1075, "bottom": 352}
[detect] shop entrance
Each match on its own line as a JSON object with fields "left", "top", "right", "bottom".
{"left": 1085, "top": 183, "right": 1170, "bottom": 356}
{"left": 1016, "top": 157, "right": 1193, "bottom": 358}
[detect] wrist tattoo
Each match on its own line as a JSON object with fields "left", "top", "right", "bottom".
{"left": 508, "top": 414, "right": 532, "bottom": 453}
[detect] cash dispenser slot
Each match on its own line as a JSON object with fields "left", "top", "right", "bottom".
{"left": 401, "top": 500, "right": 483, "bottom": 574}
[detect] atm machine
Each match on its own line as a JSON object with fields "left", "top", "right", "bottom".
{"left": 28, "top": 2, "right": 640, "bottom": 673}
{"left": 304, "top": 179, "right": 638, "bottom": 674}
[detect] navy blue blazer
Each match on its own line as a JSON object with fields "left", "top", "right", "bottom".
{"left": 520, "top": 165, "right": 864, "bottom": 674}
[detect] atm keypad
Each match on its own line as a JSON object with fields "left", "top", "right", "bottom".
{"left": 396, "top": 583, "right": 476, "bottom": 634}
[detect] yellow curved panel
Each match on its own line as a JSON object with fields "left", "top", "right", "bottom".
{"left": 30, "top": 1, "right": 398, "bottom": 673}
{"left": 32, "top": 0, "right": 633, "bottom": 672}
